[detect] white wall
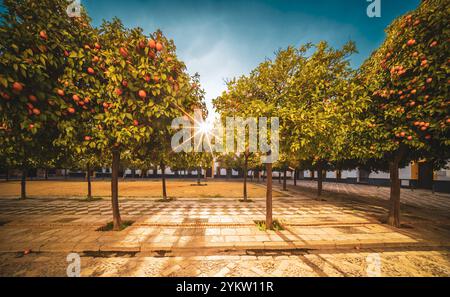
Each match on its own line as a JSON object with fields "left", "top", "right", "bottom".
{"left": 304, "top": 170, "right": 313, "bottom": 177}
{"left": 369, "top": 171, "right": 389, "bottom": 179}
{"left": 367, "top": 164, "right": 412, "bottom": 180}
{"left": 342, "top": 170, "right": 357, "bottom": 178}
{"left": 326, "top": 171, "right": 336, "bottom": 179}
{"left": 117, "top": 161, "right": 450, "bottom": 181}
{"left": 436, "top": 170, "right": 450, "bottom": 181}
{"left": 436, "top": 161, "right": 450, "bottom": 181}
{"left": 399, "top": 164, "right": 411, "bottom": 179}
{"left": 157, "top": 168, "right": 174, "bottom": 175}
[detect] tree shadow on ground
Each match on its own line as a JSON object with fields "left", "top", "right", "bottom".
{"left": 277, "top": 182, "right": 450, "bottom": 243}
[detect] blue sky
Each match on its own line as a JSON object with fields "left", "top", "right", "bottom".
{"left": 2, "top": 0, "right": 421, "bottom": 111}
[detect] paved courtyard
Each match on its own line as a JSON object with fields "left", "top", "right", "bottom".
{"left": 284, "top": 179, "right": 450, "bottom": 211}
{"left": 1, "top": 249, "right": 449, "bottom": 277}
{"left": 0, "top": 181, "right": 449, "bottom": 276}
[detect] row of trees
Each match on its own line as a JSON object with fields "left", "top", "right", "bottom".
{"left": 0, "top": 0, "right": 208, "bottom": 230}
{"left": 1, "top": 0, "right": 448, "bottom": 230}
{"left": 214, "top": 0, "right": 449, "bottom": 228}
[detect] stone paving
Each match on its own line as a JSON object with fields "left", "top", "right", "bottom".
{"left": 0, "top": 182, "right": 449, "bottom": 276}
{"left": 285, "top": 179, "right": 450, "bottom": 211}
{"left": 1, "top": 249, "right": 449, "bottom": 276}
{"left": 0, "top": 197, "right": 447, "bottom": 254}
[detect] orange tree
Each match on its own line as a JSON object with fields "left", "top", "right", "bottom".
{"left": 166, "top": 73, "right": 211, "bottom": 187}
{"left": 359, "top": 0, "right": 449, "bottom": 227}
{"left": 134, "top": 135, "right": 173, "bottom": 200}
{"left": 132, "top": 73, "right": 205, "bottom": 200}
{"left": 214, "top": 48, "right": 300, "bottom": 226}
{"left": 57, "top": 17, "right": 195, "bottom": 230}
{"left": 214, "top": 76, "right": 263, "bottom": 201}
{"left": 216, "top": 153, "right": 237, "bottom": 179}
{"left": 186, "top": 152, "right": 214, "bottom": 185}
{"left": 42, "top": 3, "right": 108, "bottom": 200}
{"left": 246, "top": 48, "right": 303, "bottom": 220}
{"left": 0, "top": 0, "right": 92, "bottom": 198}
{"left": 169, "top": 74, "right": 208, "bottom": 192}
{"left": 280, "top": 41, "right": 372, "bottom": 197}
{"left": 234, "top": 152, "right": 261, "bottom": 197}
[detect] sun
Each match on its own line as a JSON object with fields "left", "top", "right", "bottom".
{"left": 198, "top": 120, "right": 213, "bottom": 135}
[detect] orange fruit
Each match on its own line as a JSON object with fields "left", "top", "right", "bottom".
{"left": 12, "top": 82, "right": 23, "bottom": 92}
{"left": 138, "top": 90, "right": 147, "bottom": 98}
{"left": 39, "top": 31, "right": 47, "bottom": 40}
{"left": 119, "top": 47, "right": 128, "bottom": 58}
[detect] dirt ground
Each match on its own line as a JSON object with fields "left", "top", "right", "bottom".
{"left": 0, "top": 180, "right": 284, "bottom": 199}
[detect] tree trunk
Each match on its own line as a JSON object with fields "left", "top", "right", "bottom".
{"left": 197, "top": 166, "right": 201, "bottom": 185}
{"left": 294, "top": 169, "right": 297, "bottom": 186}
{"left": 266, "top": 163, "right": 273, "bottom": 230}
{"left": 278, "top": 171, "right": 281, "bottom": 184}
{"left": 387, "top": 158, "right": 401, "bottom": 227}
{"left": 336, "top": 170, "right": 342, "bottom": 182}
{"left": 243, "top": 154, "right": 248, "bottom": 201}
{"left": 317, "top": 162, "right": 324, "bottom": 197}
{"left": 20, "top": 169, "right": 27, "bottom": 199}
{"left": 44, "top": 168, "right": 48, "bottom": 180}
{"left": 111, "top": 149, "right": 122, "bottom": 231}
{"left": 283, "top": 169, "right": 287, "bottom": 191}
{"left": 131, "top": 168, "right": 136, "bottom": 179}
{"left": 6, "top": 168, "right": 9, "bottom": 182}
{"left": 87, "top": 163, "right": 92, "bottom": 200}
{"left": 64, "top": 169, "right": 68, "bottom": 180}
{"left": 161, "top": 162, "right": 168, "bottom": 199}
